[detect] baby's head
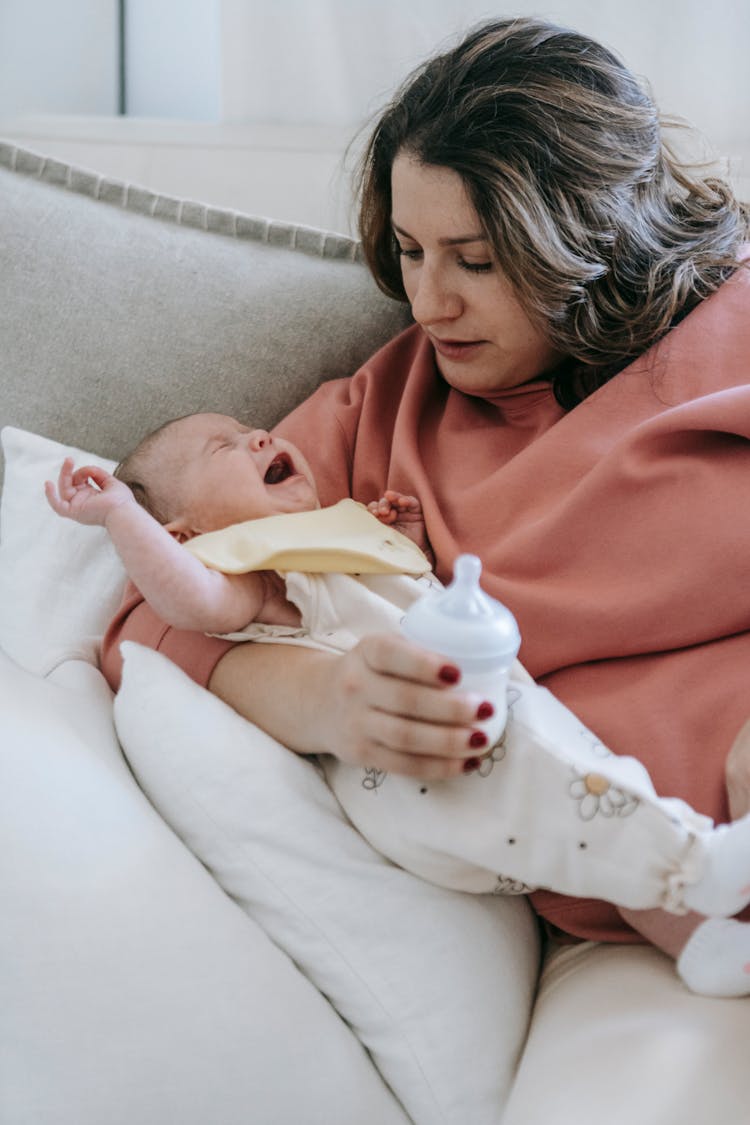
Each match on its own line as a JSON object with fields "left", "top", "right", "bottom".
{"left": 115, "top": 412, "right": 319, "bottom": 539}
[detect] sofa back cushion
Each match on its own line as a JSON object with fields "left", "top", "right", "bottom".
{"left": 0, "top": 141, "right": 411, "bottom": 490}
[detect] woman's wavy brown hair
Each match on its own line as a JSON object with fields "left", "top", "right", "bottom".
{"left": 357, "top": 17, "right": 749, "bottom": 406}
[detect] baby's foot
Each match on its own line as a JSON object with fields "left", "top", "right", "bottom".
{"left": 677, "top": 918, "right": 750, "bottom": 997}
{"left": 681, "top": 812, "right": 750, "bottom": 917}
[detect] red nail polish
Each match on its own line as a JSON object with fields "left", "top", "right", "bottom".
{"left": 438, "top": 664, "right": 461, "bottom": 685}
{"left": 476, "top": 701, "right": 494, "bottom": 721}
{"left": 469, "top": 730, "right": 488, "bottom": 749}
{"left": 463, "top": 757, "right": 481, "bottom": 774}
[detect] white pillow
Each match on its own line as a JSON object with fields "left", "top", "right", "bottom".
{"left": 1, "top": 647, "right": 405, "bottom": 1125}
{"left": 114, "top": 641, "right": 541, "bottom": 1125}
{"left": 0, "top": 426, "right": 126, "bottom": 675}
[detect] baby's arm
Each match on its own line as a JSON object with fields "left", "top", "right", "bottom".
{"left": 368, "top": 490, "right": 434, "bottom": 564}
{"left": 45, "top": 458, "right": 275, "bottom": 633}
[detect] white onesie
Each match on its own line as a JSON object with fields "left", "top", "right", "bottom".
{"left": 187, "top": 505, "right": 742, "bottom": 917}
{"left": 219, "top": 566, "right": 727, "bottom": 915}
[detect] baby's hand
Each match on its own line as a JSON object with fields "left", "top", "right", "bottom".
{"left": 45, "top": 458, "right": 134, "bottom": 527}
{"left": 368, "top": 490, "right": 433, "bottom": 562}
{"left": 368, "top": 490, "right": 424, "bottom": 526}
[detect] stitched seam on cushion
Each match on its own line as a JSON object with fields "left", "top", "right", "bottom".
{"left": 0, "top": 139, "right": 363, "bottom": 263}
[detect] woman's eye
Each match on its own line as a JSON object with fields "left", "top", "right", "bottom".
{"left": 459, "top": 258, "right": 493, "bottom": 274}
{"left": 397, "top": 246, "right": 422, "bottom": 261}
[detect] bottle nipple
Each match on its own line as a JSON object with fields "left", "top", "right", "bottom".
{"left": 401, "top": 554, "right": 520, "bottom": 673}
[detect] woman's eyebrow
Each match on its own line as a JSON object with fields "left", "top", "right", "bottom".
{"left": 391, "top": 222, "right": 487, "bottom": 247}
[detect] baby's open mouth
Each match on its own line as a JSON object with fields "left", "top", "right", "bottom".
{"left": 264, "top": 452, "right": 294, "bottom": 484}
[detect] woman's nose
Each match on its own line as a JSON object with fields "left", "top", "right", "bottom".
{"left": 409, "top": 263, "right": 462, "bottom": 326}
{"left": 247, "top": 429, "right": 272, "bottom": 451}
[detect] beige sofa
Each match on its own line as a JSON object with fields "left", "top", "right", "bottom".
{"left": 0, "top": 142, "right": 542, "bottom": 1125}
{"left": 2, "top": 142, "right": 749, "bottom": 1125}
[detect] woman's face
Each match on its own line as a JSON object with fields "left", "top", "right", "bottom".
{"left": 390, "top": 152, "right": 565, "bottom": 396}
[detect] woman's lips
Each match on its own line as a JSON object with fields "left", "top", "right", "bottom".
{"left": 429, "top": 336, "right": 485, "bottom": 361}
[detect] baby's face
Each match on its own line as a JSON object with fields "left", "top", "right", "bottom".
{"left": 163, "top": 413, "right": 319, "bottom": 535}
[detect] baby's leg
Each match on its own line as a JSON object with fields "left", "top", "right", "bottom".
{"left": 678, "top": 715, "right": 750, "bottom": 915}
{"left": 621, "top": 907, "right": 750, "bottom": 998}
{"left": 628, "top": 720, "right": 750, "bottom": 999}
{"left": 725, "top": 717, "right": 750, "bottom": 820}
{"left": 326, "top": 675, "right": 750, "bottom": 915}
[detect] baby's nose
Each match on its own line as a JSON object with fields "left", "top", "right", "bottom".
{"left": 247, "top": 429, "right": 272, "bottom": 451}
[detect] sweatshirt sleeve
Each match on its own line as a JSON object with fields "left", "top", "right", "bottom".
{"left": 100, "top": 581, "right": 235, "bottom": 692}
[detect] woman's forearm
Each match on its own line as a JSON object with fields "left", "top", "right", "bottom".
{"left": 208, "top": 641, "right": 336, "bottom": 756}
{"left": 207, "top": 631, "right": 493, "bottom": 778}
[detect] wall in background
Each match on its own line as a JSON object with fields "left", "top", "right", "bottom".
{"left": 0, "top": 0, "right": 119, "bottom": 116}
{"left": 125, "top": 0, "right": 221, "bottom": 120}
{"left": 1, "top": 1, "right": 747, "bottom": 233}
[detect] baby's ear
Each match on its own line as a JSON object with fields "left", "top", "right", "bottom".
{"left": 164, "top": 516, "right": 199, "bottom": 543}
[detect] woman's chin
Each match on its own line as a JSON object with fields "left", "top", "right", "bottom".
{"left": 435, "top": 350, "right": 557, "bottom": 397}
{"left": 436, "top": 355, "right": 511, "bottom": 396}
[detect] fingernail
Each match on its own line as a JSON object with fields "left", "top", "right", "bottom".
{"left": 469, "top": 730, "right": 488, "bottom": 749}
{"left": 463, "top": 757, "right": 482, "bottom": 774}
{"left": 476, "top": 701, "right": 494, "bottom": 721}
{"left": 438, "top": 664, "right": 461, "bottom": 685}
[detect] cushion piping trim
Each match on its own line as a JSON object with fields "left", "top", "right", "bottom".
{"left": 0, "top": 139, "right": 362, "bottom": 263}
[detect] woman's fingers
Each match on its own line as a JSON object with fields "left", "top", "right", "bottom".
{"left": 330, "top": 633, "right": 489, "bottom": 777}
{"left": 356, "top": 631, "right": 459, "bottom": 688}
{"left": 364, "top": 671, "right": 485, "bottom": 736}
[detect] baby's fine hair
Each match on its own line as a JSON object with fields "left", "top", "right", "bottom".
{"left": 357, "top": 17, "right": 749, "bottom": 406}
{"left": 114, "top": 417, "right": 189, "bottom": 525}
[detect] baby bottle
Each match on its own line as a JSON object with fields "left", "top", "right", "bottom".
{"left": 401, "top": 554, "right": 521, "bottom": 745}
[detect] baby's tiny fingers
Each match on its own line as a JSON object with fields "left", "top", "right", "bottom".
{"left": 71, "top": 464, "right": 108, "bottom": 489}
{"left": 383, "top": 490, "right": 419, "bottom": 512}
{"left": 57, "top": 456, "right": 74, "bottom": 486}
{"left": 44, "top": 479, "right": 68, "bottom": 514}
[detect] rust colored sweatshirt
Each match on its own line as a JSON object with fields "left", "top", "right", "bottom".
{"left": 102, "top": 266, "right": 750, "bottom": 942}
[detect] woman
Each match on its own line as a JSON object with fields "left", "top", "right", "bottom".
{"left": 103, "top": 15, "right": 750, "bottom": 1119}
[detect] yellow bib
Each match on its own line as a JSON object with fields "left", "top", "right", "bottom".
{"left": 184, "top": 499, "right": 431, "bottom": 576}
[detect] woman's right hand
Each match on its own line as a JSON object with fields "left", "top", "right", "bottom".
{"left": 209, "top": 631, "right": 492, "bottom": 779}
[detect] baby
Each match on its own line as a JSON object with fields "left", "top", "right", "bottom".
{"left": 46, "top": 411, "right": 750, "bottom": 997}
{"left": 46, "top": 412, "right": 430, "bottom": 637}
